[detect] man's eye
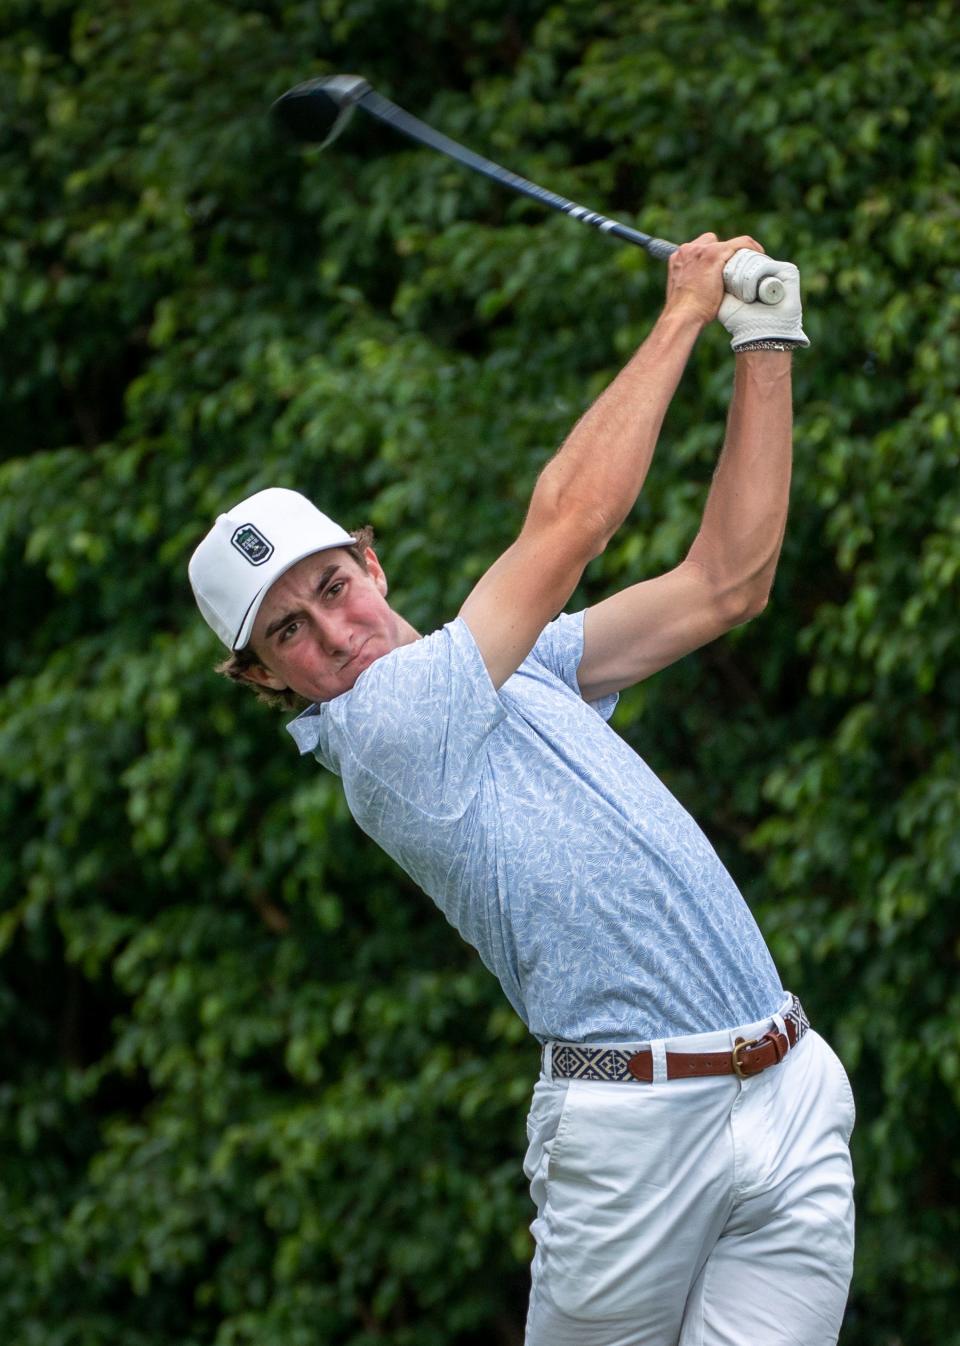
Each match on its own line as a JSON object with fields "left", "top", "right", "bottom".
{"left": 280, "top": 621, "right": 300, "bottom": 642}
{"left": 326, "top": 581, "right": 345, "bottom": 598}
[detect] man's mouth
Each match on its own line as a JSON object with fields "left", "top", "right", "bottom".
{"left": 341, "top": 638, "right": 369, "bottom": 671}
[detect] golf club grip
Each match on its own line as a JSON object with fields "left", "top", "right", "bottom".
{"left": 356, "top": 88, "right": 673, "bottom": 262}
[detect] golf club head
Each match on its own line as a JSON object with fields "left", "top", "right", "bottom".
{"left": 271, "top": 74, "right": 371, "bottom": 148}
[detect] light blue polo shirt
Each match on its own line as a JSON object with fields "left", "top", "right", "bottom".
{"left": 286, "top": 612, "right": 784, "bottom": 1044}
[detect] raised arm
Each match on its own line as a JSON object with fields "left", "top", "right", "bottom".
{"left": 459, "top": 233, "right": 761, "bottom": 689}
{"left": 577, "top": 347, "right": 794, "bottom": 699}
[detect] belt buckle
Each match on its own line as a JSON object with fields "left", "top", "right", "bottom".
{"left": 731, "top": 1036, "right": 759, "bottom": 1078}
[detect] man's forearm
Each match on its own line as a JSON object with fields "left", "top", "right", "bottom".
{"left": 529, "top": 305, "right": 702, "bottom": 548}
{"left": 686, "top": 350, "right": 793, "bottom": 614}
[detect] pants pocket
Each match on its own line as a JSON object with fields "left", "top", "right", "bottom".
{"left": 817, "top": 1034, "right": 856, "bottom": 1144}
{"left": 530, "top": 1082, "right": 680, "bottom": 1319}
{"left": 523, "top": 1078, "right": 575, "bottom": 1209}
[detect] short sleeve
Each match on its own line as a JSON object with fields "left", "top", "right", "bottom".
{"left": 289, "top": 618, "right": 507, "bottom": 818}
{"left": 527, "top": 610, "right": 619, "bottom": 722}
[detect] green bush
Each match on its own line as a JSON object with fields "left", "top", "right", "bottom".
{"left": 2, "top": 1, "right": 958, "bottom": 1341}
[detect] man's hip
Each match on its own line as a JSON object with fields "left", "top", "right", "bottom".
{"left": 523, "top": 995, "right": 855, "bottom": 1346}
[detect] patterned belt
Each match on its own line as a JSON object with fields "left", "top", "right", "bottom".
{"left": 549, "top": 995, "right": 810, "bottom": 1084}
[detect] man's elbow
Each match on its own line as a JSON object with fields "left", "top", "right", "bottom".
{"left": 722, "top": 579, "right": 773, "bottom": 628}
{"left": 527, "top": 471, "right": 617, "bottom": 561}
{"left": 741, "top": 586, "right": 772, "bottom": 623}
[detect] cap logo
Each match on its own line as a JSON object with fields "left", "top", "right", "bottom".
{"left": 231, "top": 523, "right": 274, "bottom": 566}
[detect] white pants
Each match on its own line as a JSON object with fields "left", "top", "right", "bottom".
{"left": 523, "top": 1004, "right": 855, "bottom": 1346}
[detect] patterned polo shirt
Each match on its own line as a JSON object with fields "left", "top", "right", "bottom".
{"left": 286, "top": 611, "right": 784, "bottom": 1043}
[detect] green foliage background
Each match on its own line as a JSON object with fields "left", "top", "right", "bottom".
{"left": 1, "top": 0, "right": 958, "bottom": 1341}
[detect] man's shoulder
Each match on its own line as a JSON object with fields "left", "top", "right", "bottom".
{"left": 316, "top": 618, "right": 507, "bottom": 765}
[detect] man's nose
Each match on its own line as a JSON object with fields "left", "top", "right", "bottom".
{"left": 313, "top": 607, "right": 353, "bottom": 655}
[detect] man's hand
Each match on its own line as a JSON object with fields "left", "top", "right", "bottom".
{"left": 719, "top": 253, "right": 809, "bottom": 349}
{"left": 663, "top": 232, "right": 765, "bottom": 328}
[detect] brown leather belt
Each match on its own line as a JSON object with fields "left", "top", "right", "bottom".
{"left": 549, "top": 995, "right": 810, "bottom": 1085}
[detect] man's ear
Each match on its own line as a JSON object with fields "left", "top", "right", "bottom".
{"left": 363, "top": 546, "right": 388, "bottom": 595}
{"left": 240, "top": 659, "right": 289, "bottom": 693}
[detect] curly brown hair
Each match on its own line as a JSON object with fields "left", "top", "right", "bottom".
{"left": 214, "top": 525, "right": 375, "bottom": 711}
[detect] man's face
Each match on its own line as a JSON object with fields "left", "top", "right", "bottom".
{"left": 245, "top": 547, "right": 408, "bottom": 702}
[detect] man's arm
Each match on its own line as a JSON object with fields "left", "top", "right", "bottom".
{"left": 576, "top": 348, "right": 793, "bottom": 700}
{"left": 459, "top": 233, "right": 760, "bottom": 690}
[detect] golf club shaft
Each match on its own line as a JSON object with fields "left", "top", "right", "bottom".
{"left": 354, "top": 87, "right": 678, "bottom": 262}
{"left": 274, "top": 76, "right": 785, "bottom": 307}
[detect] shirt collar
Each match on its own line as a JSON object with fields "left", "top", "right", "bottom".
{"left": 285, "top": 701, "right": 326, "bottom": 755}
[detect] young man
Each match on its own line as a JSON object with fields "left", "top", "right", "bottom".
{"left": 189, "top": 235, "right": 854, "bottom": 1346}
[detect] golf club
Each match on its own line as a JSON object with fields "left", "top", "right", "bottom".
{"left": 271, "top": 75, "right": 786, "bottom": 307}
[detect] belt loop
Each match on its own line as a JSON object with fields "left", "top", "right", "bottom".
{"left": 650, "top": 1039, "right": 667, "bottom": 1084}
{"left": 771, "top": 1011, "right": 787, "bottom": 1041}
{"left": 542, "top": 1042, "right": 554, "bottom": 1081}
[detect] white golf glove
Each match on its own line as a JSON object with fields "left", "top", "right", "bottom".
{"left": 719, "top": 249, "right": 809, "bottom": 350}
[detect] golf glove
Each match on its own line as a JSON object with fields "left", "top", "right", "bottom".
{"left": 719, "top": 249, "right": 809, "bottom": 350}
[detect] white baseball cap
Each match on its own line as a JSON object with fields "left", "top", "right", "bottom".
{"left": 188, "top": 487, "right": 356, "bottom": 650}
